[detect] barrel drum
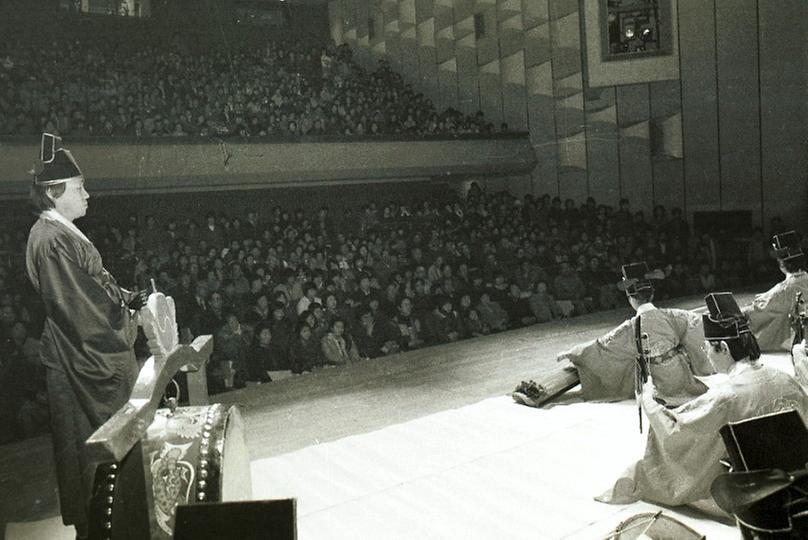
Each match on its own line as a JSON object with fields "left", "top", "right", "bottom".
{"left": 89, "top": 404, "right": 251, "bottom": 540}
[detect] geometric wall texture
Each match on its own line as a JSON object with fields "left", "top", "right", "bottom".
{"left": 329, "top": 0, "right": 807, "bottom": 225}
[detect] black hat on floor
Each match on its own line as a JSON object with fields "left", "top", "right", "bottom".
{"left": 616, "top": 262, "right": 664, "bottom": 296}
{"left": 772, "top": 231, "right": 804, "bottom": 262}
{"left": 33, "top": 133, "right": 83, "bottom": 186}
{"left": 703, "top": 292, "right": 750, "bottom": 341}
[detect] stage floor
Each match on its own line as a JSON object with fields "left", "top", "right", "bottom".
{"left": 2, "top": 294, "right": 760, "bottom": 539}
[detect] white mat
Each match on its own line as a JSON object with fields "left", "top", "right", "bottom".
{"left": 250, "top": 395, "right": 737, "bottom": 539}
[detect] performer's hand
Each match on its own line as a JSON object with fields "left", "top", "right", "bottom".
{"left": 128, "top": 289, "right": 150, "bottom": 311}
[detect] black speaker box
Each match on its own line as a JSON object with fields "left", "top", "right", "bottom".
{"left": 720, "top": 409, "right": 808, "bottom": 472}
{"left": 173, "top": 499, "right": 297, "bottom": 540}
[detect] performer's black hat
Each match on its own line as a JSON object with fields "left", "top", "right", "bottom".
{"left": 703, "top": 292, "right": 750, "bottom": 341}
{"left": 616, "top": 262, "right": 664, "bottom": 296}
{"left": 32, "top": 133, "right": 83, "bottom": 186}
{"left": 772, "top": 231, "right": 804, "bottom": 262}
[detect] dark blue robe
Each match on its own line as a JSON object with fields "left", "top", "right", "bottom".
{"left": 26, "top": 216, "right": 139, "bottom": 530}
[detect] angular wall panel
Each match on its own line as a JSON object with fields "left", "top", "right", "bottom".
{"left": 715, "top": 0, "right": 760, "bottom": 216}
{"left": 678, "top": 0, "right": 720, "bottom": 215}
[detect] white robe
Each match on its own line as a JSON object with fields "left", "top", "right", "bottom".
{"left": 564, "top": 304, "right": 725, "bottom": 405}
{"left": 598, "top": 357, "right": 808, "bottom": 506}
{"left": 744, "top": 271, "right": 808, "bottom": 352}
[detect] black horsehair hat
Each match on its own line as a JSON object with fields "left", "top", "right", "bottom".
{"left": 772, "top": 230, "right": 803, "bottom": 262}
{"left": 617, "top": 261, "right": 664, "bottom": 296}
{"left": 32, "top": 133, "right": 83, "bottom": 186}
{"left": 703, "top": 292, "right": 750, "bottom": 341}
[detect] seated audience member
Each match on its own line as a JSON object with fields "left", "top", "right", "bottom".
{"left": 476, "top": 291, "right": 509, "bottom": 332}
{"left": 528, "top": 281, "right": 560, "bottom": 323}
{"left": 321, "top": 318, "right": 362, "bottom": 365}
{"left": 247, "top": 323, "right": 286, "bottom": 382}
{"left": 269, "top": 301, "right": 293, "bottom": 355}
{"left": 391, "top": 296, "right": 424, "bottom": 350}
{"left": 296, "top": 281, "right": 321, "bottom": 315}
{"left": 289, "top": 321, "right": 322, "bottom": 374}
{"left": 461, "top": 308, "right": 488, "bottom": 338}
{"left": 353, "top": 273, "right": 378, "bottom": 306}
{"left": 556, "top": 263, "right": 719, "bottom": 405}
{"left": 553, "top": 262, "right": 588, "bottom": 316}
{"left": 598, "top": 292, "right": 808, "bottom": 510}
{"left": 195, "top": 290, "right": 227, "bottom": 336}
{"left": 487, "top": 271, "right": 510, "bottom": 305}
{"left": 502, "top": 284, "right": 536, "bottom": 327}
{"left": 744, "top": 231, "right": 808, "bottom": 351}
{"left": 354, "top": 307, "right": 400, "bottom": 358}
{"left": 247, "top": 293, "right": 272, "bottom": 324}
{"left": 696, "top": 263, "right": 717, "bottom": 292}
{"left": 212, "top": 312, "right": 249, "bottom": 391}
{"left": 422, "top": 296, "right": 461, "bottom": 344}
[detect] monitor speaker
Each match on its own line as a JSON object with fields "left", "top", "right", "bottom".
{"left": 173, "top": 499, "right": 297, "bottom": 540}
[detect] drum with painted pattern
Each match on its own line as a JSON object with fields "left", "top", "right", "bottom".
{"left": 88, "top": 404, "right": 251, "bottom": 540}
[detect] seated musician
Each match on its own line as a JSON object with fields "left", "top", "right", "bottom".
{"left": 597, "top": 292, "right": 808, "bottom": 510}
{"left": 546, "top": 262, "right": 720, "bottom": 406}
{"left": 744, "top": 231, "right": 808, "bottom": 352}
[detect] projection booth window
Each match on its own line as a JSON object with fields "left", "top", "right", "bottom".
{"left": 601, "top": 0, "right": 672, "bottom": 60}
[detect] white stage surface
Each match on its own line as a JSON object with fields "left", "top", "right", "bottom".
{"left": 249, "top": 391, "right": 742, "bottom": 539}
{"left": 4, "top": 293, "right": 775, "bottom": 539}
{"left": 7, "top": 392, "right": 741, "bottom": 540}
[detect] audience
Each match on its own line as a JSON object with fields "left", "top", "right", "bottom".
{"left": 0, "top": 184, "right": 789, "bottom": 444}
{"left": 0, "top": 12, "right": 495, "bottom": 138}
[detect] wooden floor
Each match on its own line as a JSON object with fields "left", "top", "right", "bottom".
{"left": 0, "top": 293, "right": 756, "bottom": 538}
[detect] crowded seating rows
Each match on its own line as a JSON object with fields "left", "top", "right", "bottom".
{"left": 0, "top": 185, "right": 785, "bottom": 443}
{"left": 0, "top": 12, "right": 497, "bottom": 138}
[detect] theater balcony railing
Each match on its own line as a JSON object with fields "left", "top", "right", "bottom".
{"left": 0, "top": 133, "right": 537, "bottom": 198}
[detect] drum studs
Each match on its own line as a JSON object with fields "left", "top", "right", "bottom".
{"left": 197, "top": 492, "right": 206, "bottom": 501}
{"left": 107, "top": 474, "right": 116, "bottom": 481}
{"left": 109, "top": 464, "right": 117, "bottom": 471}
{"left": 202, "top": 431, "right": 211, "bottom": 439}
{"left": 199, "top": 469, "right": 208, "bottom": 479}
{"left": 106, "top": 484, "right": 115, "bottom": 493}
{"left": 106, "top": 496, "right": 114, "bottom": 505}
{"left": 197, "top": 480, "right": 207, "bottom": 490}
{"left": 200, "top": 447, "right": 209, "bottom": 456}
{"left": 105, "top": 508, "right": 113, "bottom": 516}
{"left": 104, "top": 522, "right": 112, "bottom": 530}
{"left": 200, "top": 459, "right": 208, "bottom": 468}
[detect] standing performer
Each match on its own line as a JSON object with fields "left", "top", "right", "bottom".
{"left": 555, "top": 262, "right": 721, "bottom": 405}
{"left": 744, "top": 231, "right": 808, "bottom": 352}
{"left": 597, "top": 292, "right": 808, "bottom": 510}
{"left": 25, "top": 134, "right": 146, "bottom": 539}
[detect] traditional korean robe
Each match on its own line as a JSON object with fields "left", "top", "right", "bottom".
{"left": 564, "top": 303, "right": 725, "bottom": 404}
{"left": 26, "top": 212, "right": 139, "bottom": 529}
{"left": 744, "top": 271, "right": 808, "bottom": 352}
{"left": 598, "top": 360, "right": 808, "bottom": 506}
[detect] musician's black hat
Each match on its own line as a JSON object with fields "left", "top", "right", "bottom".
{"left": 32, "top": 133, "right": 83, "bottom": 186}
{"left": 617, "top": 262, "right": 664, "bottom": 296}
{"left": 703, "top": 292, "right": 750, "bottom": 341}
{"left": 772, "top": 231, "right": 804, "bottom": 262}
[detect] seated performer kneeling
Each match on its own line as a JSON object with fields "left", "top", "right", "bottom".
{"left": 744, "top": 231, "right": 808, "bottom": 352}
{"left": 598, "top": 292, "right": 808, "bottom": 509}
{"left": 554, "top": 262, "right": 720, "bottom": 405}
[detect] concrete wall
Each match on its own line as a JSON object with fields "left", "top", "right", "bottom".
{"left": 329, "top": 0, "right": 807, "bottom": 226}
